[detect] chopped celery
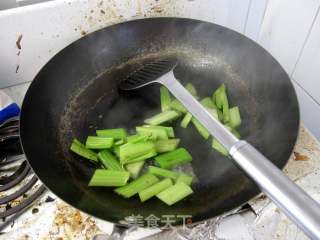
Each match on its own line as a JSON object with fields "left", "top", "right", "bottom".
{"left": 170, "top": 99, "right": 187, "bottom": 113}
{"left": 217, "top": 109, "right": 223, "bottom": 122}
{"left": 212, "top": 84, "right": 224, "bottom": 108}
{"left": 155, "top": 148, "right": 192, "bottom": 169}
{"left": 113, "top": 145, "right": 120, "bottom": 158}
{"left": 70, "top": 139, "right": 98, "bottom": 161}
{"left": 124, "top": 150, "right": 157, "bottom": 164}
{"left": 149, "top": 166, "right": 179, "bottom": 179}
{"left": 98, "top": 150, "right": 123, "bottom": 171}
{"left": 126, "top": 161, "right": 145, "bottom": 179}
{"left": 142, "top": 125, "right": 175, "bottom": 138}
{"left": 139, "top": 178, "right": 173, "bottom": 202}
{"left": 114, "top": 139, "right": 125, "bottom": 146}
{"left": 88, "top": 169, "right": 130, "bottom": 187}
{"left": 155, "top": 139, "right": 180, "bottom": 153}
{"left": 185, "top": 83, "right": 197, "bottom": 96}
{"left": 231, "top": 129, "right": 241, "bottom": 139}
{"left": 115, "top": 173, "right": 159, "bottom": 198}
{"left": 96, "top": 128, "right": 127, "bottom": 140}
{"left": 127, "top": 134, "right": 149, "bottom": 143}
{"left": 206, "top": 107, "right": 219, "bottom": 120}
{"left": 201, "top": 97, "right": 217, "bottom": 109}
{"left": 119, "top": 142, "right": 156, "bottom": 164}
{"left": 144, "top": 110, "right": 180, "bottom": 125}
{"left": 211, "top": 138, "right": 228, "bottom": 156}
{"left": 180, "top": 112, "right": 192, "bottom": 128}
{"left": 213, "top": 84, "right": 230, "bottom": 123}
{"left": 157, "top": 182, "right": 193, "bottom": 206}
{"left": 85, "top": 136, "right": 114, "bottom": 149}
{"left": 160, "top": 86, "right": 171, "bottom": 112}
{"left": 176, "top": 174, "right": 193, "bottom": 186}
{"left": 222, "top": 107, "right": 230, "bottom": 123}
{"left": 229, "top": 106, "right": 241, "bottom": 128}
{"left": 223, "top": 124, "right": 232, "bottom": 131}
{"left": 191, "top": 117, "right": 210, "bottom": 139}
{"left": 136, "top": 126, "right": 168, "bottom": 140}
{"left": 73, "top": 139, "right": 83, "bottom": 146}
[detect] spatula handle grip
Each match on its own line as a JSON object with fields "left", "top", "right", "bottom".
{"left": 230, "top": 141, "right": 320, "bottom": 239}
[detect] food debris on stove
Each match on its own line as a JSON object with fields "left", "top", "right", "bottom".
{"left": 32, "top": 208, "right": 39, "bottom": 214}
{"left": 293, "top": 152, "right": 309, "bottom": 161}
{"left": 45, "top": 196, "right": 55, "bottom": 203}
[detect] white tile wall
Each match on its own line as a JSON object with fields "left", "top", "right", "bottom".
{"left": 293, "top": 8, "right": 320, "bottom": 104}
{"left": 258, "top": 0, "right": 320, "bottom": 75}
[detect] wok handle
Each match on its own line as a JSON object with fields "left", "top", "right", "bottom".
{"left": 162, "top": 77, "right": 320, "bottom": 239}
{"left": 230, "top": 141, "right": 320, "bottom": 239}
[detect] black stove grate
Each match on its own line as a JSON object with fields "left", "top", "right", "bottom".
{"left": 0, "top": 117, "right": 46, "bottom": 231}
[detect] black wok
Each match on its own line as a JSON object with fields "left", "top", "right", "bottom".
{"left": 20, "top": 18, "right": 299, "bottom": 225}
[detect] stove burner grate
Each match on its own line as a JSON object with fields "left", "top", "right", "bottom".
{"left": 0, "top": 117, "right": 46, "bottom": 231}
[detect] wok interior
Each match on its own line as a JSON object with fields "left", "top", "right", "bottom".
{"left": 20, "top": 18, "right": 299, "bottom": 225}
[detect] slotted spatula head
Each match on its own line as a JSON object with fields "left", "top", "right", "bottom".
{"left": 119, "top": 59, "right": 177, "bottom": 90}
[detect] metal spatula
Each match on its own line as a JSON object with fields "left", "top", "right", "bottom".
{"left": 119, "top": 59, "right": 320, "bottom": 239}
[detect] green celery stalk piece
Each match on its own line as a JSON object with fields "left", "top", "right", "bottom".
{"left": 155, "top": 148, "right": 192, "bottom": 169}
{"left": 212, "top": 84, "right": 224, "bottom": 109}
{"left": 85, "top": 136, "right": 114, "bottom": 149}
{"left": 160, "top": 86, "right": 171, "bottom": 112}
{"left": 126, "top": 161, "right": 145, "bottom": 179}
{"left": 96, "top": 128, "right": 127, "bottom": 140}
{"left": 70, "top": 139, "right": 98, "bottom": 161}
{"left": 223, "top": 124, "right": 232, "bottom": 131}
{"left": 206, "top": 107, "right": 219, "bottom": 120}
{"left": 156, "top": 182, "right": 193, "bottom": 206}
{"left": 142, "top": 125, "right": 175, "bottom": 138}
{"left": 217, "top": 109, "right": 223, "bottom": 122}
{"left": 73, "top": 139, "right": 84, "bottom": 147}
{"left": 231, "top": 129, "right": 241, "bottom": 139}
{"left": 115, "top": 173, "right": 159, "bottom": 198}
{"left": 136, "top": 126, "right": 168, "bottom": 140}
{"left": 119, "top": 141, "right": 156, "bottom": 164}
{"left": 185, "top": 83, "right": 197, "bottom": 96}
{"left": 191, "top": 117, "right": 210, "bottom": 139}
{"left": 170, "top": 99, "right": 187, "bottom": 113}
{"left": 176, "top": 174, "right": 193, "bottom": 186}
{"left": 180, "top": 112, "right": 192, "bottom": 128}
{"left": 211, "top": 138, "right": 228, "bottom": 156}
{"left": 229, "top": 106, "right": 241, "bottom": 128}
{"left": 88, "top": 169, "right": 130, "bottom": 187}
{"left": 127, "top": 134, "right": 149, "bottom": 143}
{"left": 149, "top": 166, "right": 179, "bottom": 179}
{"left": 155, "top": 139, "right": 180, "bottom": 153}
{"left": 114, "top": 139, "right": 125, "bottom": 146}
{"left": 144, "top": 110, "right": 181, "bottom": 125}
{"left": 123, "top": 150, "right": 157, "bottom": 164}
{"left": 200, "top": 97, "right": 217, "bottom": 109}
{"left": 213, "top": 84, "right": 230, "bottom": 123}
{"left": 139, "top": 178, "right": 173, "bottom": 202}
{"left": 113, "top": 145, "right": 120, "bottom": 158}
{"left": 98, "top": 150, "right": 123, "bottom": 171}
{"left": 222, "top": 105, "right": 230, "bottom": 123}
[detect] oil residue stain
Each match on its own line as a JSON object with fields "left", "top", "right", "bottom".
{"left": 74, "top": 0, "right": 182, "bottom": 37}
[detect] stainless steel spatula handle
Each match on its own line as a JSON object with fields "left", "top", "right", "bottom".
{"left": 159, "top": 71, "right": 320, "bottom": 239}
